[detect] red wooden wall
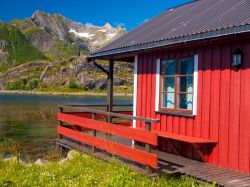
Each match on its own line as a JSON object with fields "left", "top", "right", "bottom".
{"left": 135, "top": 38, "right": 250, "bottom": 173}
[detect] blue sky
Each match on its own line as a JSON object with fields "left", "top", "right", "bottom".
{"left": 0, "top": 0, "right": 192, "bottom": 30}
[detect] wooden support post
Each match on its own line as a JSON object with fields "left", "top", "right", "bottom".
{"left": 59, "top": 107, "right": 64, "bottom": 139}
{"left": 191, "top": 143, "right": 208, "bottom": 162}
{"left": 107, "top": 59, "right": 113, "bottom": 140}
{"left": 92, "top": 113, "right": 97, "bottom": 153}
{"left": 58, "top": 106, "right": 67, "bottom": 155}
{"left": 107, "top": 59, "right": 114, "bottom": 122}
{"left": 145, "top": 121, "right": 152, "bottom": 173}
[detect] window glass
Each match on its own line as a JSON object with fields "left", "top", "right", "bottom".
{"left": 180, "top": 58, "right": 194, "bottom": 75}
{"left": 178, "top": 93, "right": 193, "bottom": 110}
{"left": 162, "top": 93, "right": 175, "bottom": 109}
{"left": 160, "top": 57, "right": 195, "bottom": 113}
{"left": 179, "top": 76, "right": 193, "bottom": 93}
{"left": 163, "top": 77, "right": 175, "bottom": 92}
{"left": 161, "top": 60, "right": 176, "bottom": 75}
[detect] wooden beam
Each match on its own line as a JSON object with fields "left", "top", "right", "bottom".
{"left": 93, "top": 60, "right": 109, "bottom": 75}
{"left": 57, "top": 112, "right": 158, "bottom": 145}
{"left": 57, "top": 126, "right": 158, "bottom": 168}
{"left": 59, "top": 105, "right": 160, "bottom": 123}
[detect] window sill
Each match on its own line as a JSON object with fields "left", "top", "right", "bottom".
{"left": 156, "top": 110, "right": 195, "bottom": 118}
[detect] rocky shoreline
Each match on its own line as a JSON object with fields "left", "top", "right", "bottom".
{"left": 0, "top": 89, "right": 132, "bottom": 97}
{"left": 2, "top": 150, "right": 79, "bottom": 166}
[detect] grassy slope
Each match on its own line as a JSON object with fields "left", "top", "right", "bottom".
{"left": 0, "top": 152, "right": 213, "bottom": 187}
{"left": 0, "top": 21, "right": 47, "bottom": 68}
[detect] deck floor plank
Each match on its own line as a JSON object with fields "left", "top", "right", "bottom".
{"left": 57, "top": 138, "right": 250, "bottom": 187}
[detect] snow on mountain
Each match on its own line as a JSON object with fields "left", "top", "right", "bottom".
{"left": 30, "top": 10, "right": 126, "bottom": 52}
{"left": 69, "top": 29, "right": 93, "bottom": 38}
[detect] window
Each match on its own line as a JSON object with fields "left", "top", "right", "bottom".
{"left": 159, "top": 57, "right": 195, "bottom": 113}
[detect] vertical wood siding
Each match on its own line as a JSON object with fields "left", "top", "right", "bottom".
{"left": 136, "top": 39, "right": 250, "bottom": 173}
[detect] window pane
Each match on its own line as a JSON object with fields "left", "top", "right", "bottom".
{"left": 161, "top": 60, "right": 176, "bottom": 75}
{"left": 163, "top": 77, "right": 175, "bottom": 92}
{"left": 178, "top": 93, "right": 193, "bottom": 110}
{"left": 162, "top": 93, "right": 175, "bottom": 109}
{"left": 179, "top": 76, "right": 193, "bottom": 93}
{"left": 180, "top": 58, "right": 194, "bottom": 75}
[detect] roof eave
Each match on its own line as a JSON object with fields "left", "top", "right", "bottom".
{"left": 90, "top": 24, "right": 250, "bottom": 59}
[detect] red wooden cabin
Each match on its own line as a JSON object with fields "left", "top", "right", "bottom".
{"left": 57, "top": 0, "right": 250, "bottom": 179}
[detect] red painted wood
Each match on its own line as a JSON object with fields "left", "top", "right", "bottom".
{"left": 201, "top": 46, "right": 212, "bottom": 139}
{"left": 136, "top": 55, "right": 143, "bottom": 128}
{"left": 141, "top": 55, "right": 148, "bottom": 129}
{"left": 154, "top": 130, "right": 217, "bottom": 143}
{"left": 118, "top": 111, "right": 133, "bottom": 115}
{"left": 57, "top": 126, "right": 158, "bottom": 168}
{"left": 194, "top": 47, "right": 203, "bottom": 139}
{"left": 151, "top": 54, "right": 157, "bottom": 131}
{"left": 146, "top": 54, "right": 152, "bottom": 125}
{"left": 228, "top": 44, "right": 242, "bottom": 170}
{"left": 57, "top": 112, "right": 158, "bottom": 146}
{"left": 68, "top": 112, "right": 107, "bottom": 120}
{"left": 218, "top": 44, "right": 231, "bottom": 168}
{"left": 116, "top": 122, "right": 132, "bottom": 127}
{"left": 70, "top": 112, "right": 133, "bottom": 120}
{"left": 209, "top": 45, "right": 221, "bottom": 164}
{"left": 136, "top": 38, "right": 250, "bottom": 173}
{"left": 239, "top": 41, "right": 250, "bottom": 173}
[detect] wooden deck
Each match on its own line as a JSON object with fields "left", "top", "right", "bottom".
{"left": 56, "top": 105, "right": 250, "bottom": 187}
{"left": 151, "top": 147, "right": 250, "bottom": 187}
{"left": 57, "top": 138, "right": 250, "bottom": 187}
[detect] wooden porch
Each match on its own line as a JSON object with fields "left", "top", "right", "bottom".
{"left": 56, "top": 105, "right": 250, "bottom": 187}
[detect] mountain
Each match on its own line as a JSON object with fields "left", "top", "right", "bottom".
{"left": 0, "top": 56, "right": 133, "bottom": 93}
{"left": 0, "top": 11, "right": 131, "bottom": 93}
{"left": 12, "top": 10, "right": 126, "bottom": 56}
{"left": 0, "top": 21, "right": 47, "bottom": 71}
{"left": 11, "top": 18, "right": 83, "bottom": 60}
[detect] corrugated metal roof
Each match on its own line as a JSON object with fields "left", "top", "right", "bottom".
{"left": 91, "top": 0, "right": 250, "bottom": 58}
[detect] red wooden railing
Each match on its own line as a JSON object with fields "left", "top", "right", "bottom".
{"left": 57, "top": 105, "right": 160, "bottom": 170}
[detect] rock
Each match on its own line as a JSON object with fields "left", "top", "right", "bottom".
{"left": 82, "top": 80, "right": 96, "bottom": 90}
{"left": 40, "top": 64, "right": 52, "bottom": 80}
{"left": 60, "top": 67, "right": 67, "bottom": 74}
{"left": 114, "top": 78, "right": 125, "bottom": 85}
{"left": 66, "top": 151, "right": 74, "bottom": 160}
{"left": 34, "top": 159, "right": 48, "bottom": 166}
{"left": 0, "top": 82, "right": 5, "bottom": 90}
{"left": 19, "top": 158, "right": 27, "bottom": 165}
{"left": 4, "top": 156, "right": 18, "bottom": 162}
{"left": 0, "top": 55, "right": 134, "bottom": 92}
{"left": 67, "top": 150, "right": 80, "bottom": 159}
{"left": 95, "top": 79, "right": 107, "bottom": 90}
{"left": 59, "top": 158, "right": 69, "bottom": 164}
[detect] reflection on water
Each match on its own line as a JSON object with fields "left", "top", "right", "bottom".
{"left": 0, "top": 94, "right": 132, "bottom": 159}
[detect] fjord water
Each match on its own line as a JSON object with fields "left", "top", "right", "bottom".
{"left": 0, "top": 94, "right": 132, "bottom": 159}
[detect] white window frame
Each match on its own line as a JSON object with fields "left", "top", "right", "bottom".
{"left": 132, "top": 55, "right": 138, "bottom": 148}
{"left": 133, "top": 55, "right": 138, "bottom": 127}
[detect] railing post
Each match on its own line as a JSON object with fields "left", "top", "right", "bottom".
{"left": 145, "top": 121, "right": 152, "bottom": 173}
{"left": 92, "top": 113, "right": 97, "bottom": 153}
{"left": 59, "top": 107, "right": 64, "bottom": 139}
{"left": 58, "top": 106, "right": 68, "bottom": 155}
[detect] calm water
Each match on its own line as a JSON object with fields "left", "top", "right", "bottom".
{"left": 0, "top": 94, "right": 132, "bottom": 159}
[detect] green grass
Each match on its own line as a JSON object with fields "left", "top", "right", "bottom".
{"left": 0, "top": 21, "right": 47, "bottom": 67}
{"left": 0, "top": 151, "right": 214, "bottom": 187}
{"left": 5, "top": 78, "right": 39, "bottom": 90}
